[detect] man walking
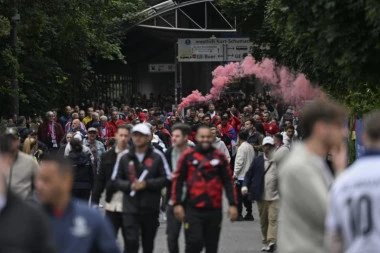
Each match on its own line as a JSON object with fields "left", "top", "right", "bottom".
{"left": 36, "top": 155, "right": 119, "bottom": 253}
{"left": 92, "top": 124, "right": 131, "bottom": 251}
{"left": 38, "top": 111, "right": 64, "bottom": 153}
{"left": 172, "top": 125, "right": 238, "bottom": 253}
{"left": 165, "top": 123, "right": 191, "bottom": 253}
{"left": 234, "top": 131, "right": 254, "bottom": 221}
{"left": 242, "top": 137, "right": 278, "bottom": 252}
{"left": 4, "top": 127, "right": 39, "bottom": 199}
{"left": 108, "top": 123, "right": 170, "bottom": 253}
{"left": 278, "top": 100, "right": 347, "bottom": 253}
{"left": 326, "top": 110, "right": 380, "bottom": 253}
{"left": 0, "top": 135, "right": 56, "bottom": 253}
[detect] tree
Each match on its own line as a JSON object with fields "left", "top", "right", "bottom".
{"left": 0, "top": 0, "right": 146, "bottom": 116}
{"left": 218, "top": 0, "right": 380, "bottom": 116}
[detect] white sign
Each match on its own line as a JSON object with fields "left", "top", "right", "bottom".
{"left": 178, "top": 38, "right": 253, "bottom": 62}
{"left": 149, "top": 64, "right": 175, "bottom": 73}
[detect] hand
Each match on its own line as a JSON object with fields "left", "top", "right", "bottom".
{"left": 174, "top": 205, "right": 185, "bottom": 221}
{"left": 241, "top": 186, "right": 248, "bottom": 196}
{"left": 228, "top": 206, "right": 238, "bottom": 222}
{"left": 131, "top": 180, "right": 147, "bottom": 191}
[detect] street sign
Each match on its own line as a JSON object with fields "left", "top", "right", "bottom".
{"left": 178, "top": 38, "right": 253, "bottom": 62}
{"left": 149, "top": 63, "right": 175, "bottom": 73}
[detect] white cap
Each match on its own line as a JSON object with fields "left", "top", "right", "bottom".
{"left": 74, "top": 132, "right": 82, "bottom": 141}
{"left": 132, "top": 123, "right": 151, "bottom": 136}
{"left": 262, "top": 136, "right": 274, "bottom": 146}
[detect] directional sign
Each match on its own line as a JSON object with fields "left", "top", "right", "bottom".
{"left": 178, "top": 38, "right": 253, "bottom": 62}
{"left": 149, "top": 63, "right": 175, "bottom": 73}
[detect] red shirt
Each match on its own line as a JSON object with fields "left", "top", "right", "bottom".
{"left": 106, "top": 119, "right": 124, "bottom": 137}
{"left": 263, "top": 121, "right": 280, "bottom": 136}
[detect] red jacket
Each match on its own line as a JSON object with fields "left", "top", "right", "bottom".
{"left": 228, "top": 115, "right": 241, "bottom": 133}
{"left": 38, "top": 122, "right": 64, "bottom": 148}
{"left": 106, "top": 119, "right": 124, "bottom": 138}
{"left": 172, "top": 147, "right": 237, "bottom": 209}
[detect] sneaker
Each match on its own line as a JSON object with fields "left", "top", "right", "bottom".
{"left": 261, "top": 244, "right": 268, "bottom": 252}
{"left": 267, "top": 241, "right": 276, "bottom": 252}
{"left": 237, "top": 215, "right": 244, "bottom": 221}
{"left": 244, "top": 214, "right": 254, "bottom": 221}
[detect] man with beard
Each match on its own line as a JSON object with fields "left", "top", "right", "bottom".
{"left": 172, "top": 125, "right": 238, "bottom": 253}
{"left": 278, "top": 100, "right": 347, "bottom": 253}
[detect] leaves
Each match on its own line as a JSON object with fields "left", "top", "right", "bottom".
{"left": 218, "top": 0, "right": 380, "bottom": 116}
{"left": 0, "top": 0, "right": 146, "bottom": 115}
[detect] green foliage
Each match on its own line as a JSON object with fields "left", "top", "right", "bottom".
{"left": 218, "top": 0, "right": 380, "bottom": 116}
{"left": 0, "top": 0, "right": 146, "bottom": 115}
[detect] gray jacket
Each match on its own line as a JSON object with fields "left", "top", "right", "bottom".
{"left": 278, "top": 144, "right": 332, "bottom": 253}
{"left": 212, "top": 138, "right": 231, "bottom": 162}
{"left": 6, "top": 152, "right": 38, "bottom": 199}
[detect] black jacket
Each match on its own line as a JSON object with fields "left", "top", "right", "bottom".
{"left": 111, "top": 146, "right": 170, "bottom": 214}
{"left": 0, "top": 192, "right": 56, "bottom": 253}
{"left": 69, "top": 151, "right": 94, "bottom": 190}
{"left": 243, "top": 155, "right": 265, "bottom": 201}
{"left": 92, "top": 148, "right": 118, "bottom": 204}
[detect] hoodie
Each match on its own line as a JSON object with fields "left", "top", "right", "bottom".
{"left": 212, "top": 138, "right": 231, "bottom": 163}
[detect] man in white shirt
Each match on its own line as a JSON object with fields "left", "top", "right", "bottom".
{"left": 92, "top": 124, "right": 131, "bottom": 251}
{"left": 234, "top": 131, "right": 255, "bottom": 221}
{"left": 326, "top": 110, "right": 380, "bottom": 253}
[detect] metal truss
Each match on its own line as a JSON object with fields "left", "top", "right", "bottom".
{"left": 134, "top": 0, "right": 236, "bottom": 32}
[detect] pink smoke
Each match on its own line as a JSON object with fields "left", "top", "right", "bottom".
{"left": 178, "top": 55, "right": 324, "bottom": 111}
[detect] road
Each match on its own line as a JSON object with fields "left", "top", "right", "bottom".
{"left": 106, "top": 195, "right": 266, "bottom": 253}
{"left": 152, "top": 206, "right": 264, "bottom": 253}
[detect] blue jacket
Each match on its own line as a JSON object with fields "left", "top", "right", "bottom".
{"left": 46, "top": 199, "right": 120, "bottom": 253}
{"left": 243, "top": 155, "right": 265, "bottom": 201}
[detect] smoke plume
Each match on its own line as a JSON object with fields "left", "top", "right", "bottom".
{"left": 178, "top": 55, "right": 324, "bottom": 111}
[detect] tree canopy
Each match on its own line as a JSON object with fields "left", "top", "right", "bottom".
{"left": 0, "top": 0, "right": 146, "bottom": 116}
{"left": 219, "top": 0, "right": 380, "bottom": 116}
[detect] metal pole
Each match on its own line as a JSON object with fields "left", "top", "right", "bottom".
{"left": 179, "top": 62, "right": 183, "bottom": 100}
{"left": 10, "top": 1, "right": 19, "bottom": 116}
{"left": 205, "top": 2, "right": 207, "bottom": 29}
{"left": 174, "top": 43, "right": 178, "bottom": 106}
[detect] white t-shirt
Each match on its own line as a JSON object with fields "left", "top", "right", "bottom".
{"left": 136, "top": 152, "right": 145, "bottom": 163}
{"left": 326, "top": 154, "right": 380, "bottom": 253}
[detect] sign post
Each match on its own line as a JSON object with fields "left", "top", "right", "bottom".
{"left": 177, "top": 38, "right": 253, "bottom": 62}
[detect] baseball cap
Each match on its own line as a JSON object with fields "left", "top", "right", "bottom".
{"left": 262, "top": 136, "right": 274, "bottom": 146}
{"left": 132, "top": 123, "right": 151, "bottom": 136}
{"left": 4, "top": 127, "right": 20, "bottom": 139}
{"left": 88, "top": 127, "right": 98, "bottom": 133}
{"left": 143, "top": 109, "right": 148, "bottom": 113}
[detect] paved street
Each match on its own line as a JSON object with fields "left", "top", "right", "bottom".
{"left": 152, "top": 206, "right": 263, "bottom": 253}
{"left": 104, "top": 193, "right": 265, "bottom": 253}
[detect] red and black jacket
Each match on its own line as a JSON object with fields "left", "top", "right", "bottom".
{"left": 171, "top": 146, "right": 237, "bottom": 209}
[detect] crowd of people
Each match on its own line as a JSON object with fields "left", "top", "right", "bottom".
{"left": 0, "top": 91, "right": 379, "bottom": 253}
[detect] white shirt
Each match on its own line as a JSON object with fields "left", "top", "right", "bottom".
{"left": 135, "top": 152, "right": 145, "bottom": 163}
{"left": 326, "top": 155, "right": 380, "bottom": 253}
